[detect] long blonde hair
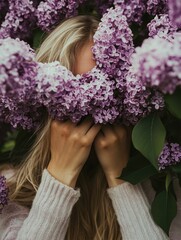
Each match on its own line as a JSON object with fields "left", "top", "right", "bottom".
{"left": 6, "top": 15, "right": 122, "bottom": 240}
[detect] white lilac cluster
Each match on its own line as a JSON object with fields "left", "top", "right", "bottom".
{"left": 113, "top": 0, "right": 146, "bottom": 25}
{"left": 35, "top": 0, "right": 85, "bottom": 31}
{"left": 158, "top": 143, "right": 181, "bottom": 170}
{"left": 0, "top": 0, "right": 36, "bottom": 39}
{"left": 0, "top": 38, "right": 41, "bottom": 129}
{"left": 168, "top": 0, "right": 181, "bottom": 29}
{"left": 36, "top": 63, "right": 119, "bottom": 124}
{"left": 148, "top": 14, "right": 178, "bottom": 40}
{"left": 129, "top": 33, "right": 181, "bottom": 94}
{"left": 92, "top": 7, "right": 134, "bottom": 90}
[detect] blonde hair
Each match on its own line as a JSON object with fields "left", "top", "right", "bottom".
{"left": 6, "top": 15, "right": 122, "bottom": 240}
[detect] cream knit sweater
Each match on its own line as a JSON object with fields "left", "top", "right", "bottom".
{"left": 0, "top": 169, "right": 169, "bottom": 240}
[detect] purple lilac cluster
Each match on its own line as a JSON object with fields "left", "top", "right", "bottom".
{"left": 123, "top": 72, "right": 164, "bottom": 125}
{"left": 129, "top": 34, "right": 181, "bottom": 94}
{"left": 35, "top": 0, "right": 85, "bottom": 31}
{"left": 0, "top": 0, "right": 36, "bottom": 39}
{"left": 146, "top": 0, "right": 168, "bottom": 15}
{"left": 0, "top": 176, "right": 9, "bottom": 214}
{"left": 148, "top": 14, "right": 178, "bottom": 40}
{"left": 0, "top": 38, "right": 41, "bottom": 129}
{"left": 168, "top": 0, "right": 181, "bottom": 29}
{"left": 36, "top": 63, "right": 119, "bottom": 124}
{"left": 158, "top": 143, "right": 181, "bottom": 170}
{"left": 92, "top": 6, "right": 134, "bottom": 89}
{"left": 113, "top": 0, "right": 146, "bottom": 25}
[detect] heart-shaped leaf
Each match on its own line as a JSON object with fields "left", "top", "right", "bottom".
{"left": 151, "top": 190, "right": 177, "bottom": 235}
{"left": 132, "top": 113, "right": 166, "bottom": 169}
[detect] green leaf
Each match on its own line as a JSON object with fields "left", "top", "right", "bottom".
{"left": 165, "top": 88, "right": 181, "bottom": 120}
{"left": 165, "top": 172, "right": 172, "bottom": 192}
{"left": 1, "top": 140, "right": 15, "bottom": 153}
{"left": 33, "top": 29, "right": 45, "bottom": 50}
{"left": 177, "top": 174, "right": 181, "bottom": 188}
{"left": 119, "top": 154, "right": 158, "bottom": 184}
{"left": 171, "top": 163, "right": 181, "bottom": 173}
{"left": 132, "top": 113, "right": 166, "bottom": 169}
{"left": 151, "top": 190, "right": 177, "bottom": 235}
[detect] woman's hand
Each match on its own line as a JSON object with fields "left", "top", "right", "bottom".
{"left": 94, "top": 125, "right": 131, "bottom": 187}
{"left": 47, "top": 118, "right": 101, "bottom": 188}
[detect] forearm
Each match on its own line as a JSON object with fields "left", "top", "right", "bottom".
{"left": 7, "top": 169, "right": 80, "bottom": 240}
{"left": 107, "top": 182, "right": 169, "bottom": 240}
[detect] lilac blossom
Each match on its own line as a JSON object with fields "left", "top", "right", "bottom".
{"left": 36, "top": 63, "right": 120, "bottom": 124}
{"left": 168, "top": 0, "right": 181, "bottom": 29}
{"left": 113, "top": 0, "right": 146, "bottom": 25}
{"left": 148, "top": 14, "right": 178, "bottom": 40}
{"left": 0, "top": 0, "right": 36, "bottom": 39}
{"left": 36, "top": 0, "right": 85, "bottom": 31}
{"left": 0, "top": 37, "right": 40, "bottom": 129}
{"left": 123, "top": 72, "right": 164, "bottom": 125}
{"left": 92, "top": 6, "right": 134, "bottom": 89}
{"left": 146, "top": 0, "right": 168, "bottom": 15}
{"left": 129, "top": 34, "right": 181, "bottom": 94}
{"left": 158, "top": 143, "right": 181, "bottom": 170}
{"left": 0, "top": 176, "right": 9, "bottom": 214}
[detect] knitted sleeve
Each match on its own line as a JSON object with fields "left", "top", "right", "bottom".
{"left": 107, "top": 182, "right": 170, "bottom": 240}
{"left": 0, "top": 169, "right": 80, "bottom": 240}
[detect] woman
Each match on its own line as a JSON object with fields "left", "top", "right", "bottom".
{"left": 0, "top": 15, "right": 168, "bottom": 240}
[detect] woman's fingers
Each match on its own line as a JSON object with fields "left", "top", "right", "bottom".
{"left": 86, "top": 124, "right": 101, "bottom": 141}
{"left": 76, "top": 117, "right": 94, "bottom": 135}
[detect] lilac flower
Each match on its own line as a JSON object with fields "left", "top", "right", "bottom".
{"left": 36, "top": 0, "right": 85, "bottom": 31}
{"left": 129, "top": 34, "right": 181, "bottom": 94}
{"left": 36, "top": 63, "right": 120, "bottom": 124}
{"left": 0, "top": 176, "right": 9, "bottom": 214}
{"left": 113, "top": 0, "right": 146, "bottom": 25}
{"left": 0, "top": 38, "right": 40, "bottom": 129}
{"left": 0, "top": 0, "right": 36, "bottom": 39}
{"left": 123, "top": 72, "right": 164, "bottom": 125}
{"left": 158, "top": 143, "right": 181, "bottom": 170}
{"left": 146, "top": 0, "right": 168, "bottom": 15}
{"left": 148, "top": 14, "right": 178, "bottom": 40}
{"left": 168, "top": 0, "right": 181, "bottom": 29}
{"left": 92, "top": 6, "right": 134, "bottom": 89}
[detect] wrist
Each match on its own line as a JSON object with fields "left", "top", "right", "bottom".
{"left": 105, "top": 172, "right": 126, "bottom": 187}
{"left": 47, "top": 165, "right": 79, "bottom": 188}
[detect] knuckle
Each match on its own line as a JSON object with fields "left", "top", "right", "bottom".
{"left": 71, "top": 133, "right": 80, "bottom": 142}
{"left": 51, "top": 120, "right": 59, "bottom": 131}
{"left": 99, "top": 139, "right": 108, "bottom": 148}
{"left": 80, "top": 137, "right": 90, "bottom": 147}
{"left": 61, "top": 125, "right": 70, "bottom": 136}
{"left": 110, "top": 135, "right": 118, "bottom": 144}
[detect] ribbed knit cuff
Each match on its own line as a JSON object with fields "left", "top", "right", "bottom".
{"left": 17, "top": 169, "right": 81, "bottom": 240}
{"left": 34, "top": 169, "right": 80, "bottom": 212}
{"left": 107, "top": 182, "right": 169, "bottom": 240}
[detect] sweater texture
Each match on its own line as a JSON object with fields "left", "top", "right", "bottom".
{"left": 0, "top": 168, "right": 170, "bottom": 240}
